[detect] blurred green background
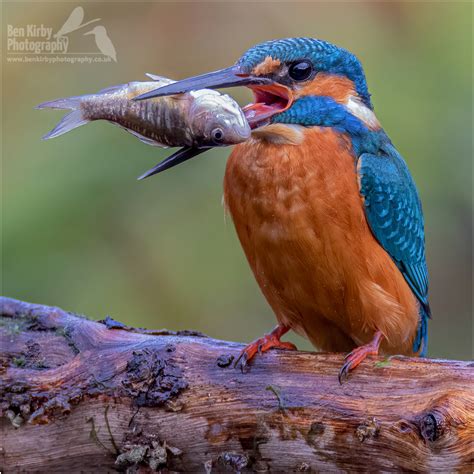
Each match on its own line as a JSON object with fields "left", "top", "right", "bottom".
{"left": 2, "top": 2, "right": 472, "bottom": 359}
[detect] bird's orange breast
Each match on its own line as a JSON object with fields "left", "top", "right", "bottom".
{"left": 224, "top": 126, "right": 420, "bottom": 354}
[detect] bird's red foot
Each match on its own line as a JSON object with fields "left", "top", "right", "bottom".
{"left": 339, "top": 331, "right": 384, "bottom": 384}
{"left": 235, "top": 324, "right": 296, "bottom": 372}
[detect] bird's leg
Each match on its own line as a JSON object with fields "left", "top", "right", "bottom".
{"left": 235, "top": 324, "right": 297, "bottom": 372}
{"left": 339, "top": 330, "right": 384, "bottom": 384}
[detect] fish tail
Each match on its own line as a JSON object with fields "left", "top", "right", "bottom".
{"left": 36, "top": 96, "right": 89, "bottom": 139}
{"left": 36, "top": 95, "right": 83, "bottom": 110}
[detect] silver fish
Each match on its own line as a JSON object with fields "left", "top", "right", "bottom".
{"left": 36, "top": 73, "right": 251, "bottom": 149}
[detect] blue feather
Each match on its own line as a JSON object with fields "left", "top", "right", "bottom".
{"left": 358, "top": 150, "right": 431, "bottom": 354}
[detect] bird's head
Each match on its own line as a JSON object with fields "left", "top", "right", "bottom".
{"left": 136, "top": 38, "right": 377, "bottom": 177}
{"left": 237, "top": 37, "right": 372, "bottom": 129}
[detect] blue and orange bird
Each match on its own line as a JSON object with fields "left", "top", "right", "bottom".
{"left": 136, "top": 38, "right": 431, "bottom": 381}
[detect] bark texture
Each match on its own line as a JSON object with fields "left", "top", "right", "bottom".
{"left": 1, "top": 297, "right": 473, "bottom": 473}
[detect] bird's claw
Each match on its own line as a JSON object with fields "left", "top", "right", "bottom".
{"left": 338, "top": 360, "right": 352, "bottom": 384}
{"left": 338, "top": 346, "right": 372, "bottom": 384}
{"left": 235, "top": 351, "right": 251, "bottom": 373}
{"left": 338, "top": 332, "right": 383, "bottom": 384}
{"left": 234, "top": 329, "right": 297, "bottom": 373}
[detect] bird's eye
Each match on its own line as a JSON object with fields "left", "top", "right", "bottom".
{"left": 288, "top": 61, "right": 313, "bottom": 82}
{"left": 211, "top": 128, "right": 224, "bottom": 143}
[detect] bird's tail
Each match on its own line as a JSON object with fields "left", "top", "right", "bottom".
{"left": 36, "top": 96, "right": 89, "bottom": 139}
{"left": 413, "top": 303, "right": 430, "bottom": 357}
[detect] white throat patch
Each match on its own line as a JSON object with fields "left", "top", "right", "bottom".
{"left": 345, "top": 96, "right": 380, "bottom": 130}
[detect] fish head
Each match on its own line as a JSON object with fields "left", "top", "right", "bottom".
{"left": 189, "top": 90, "right": 251, "bottom": 147}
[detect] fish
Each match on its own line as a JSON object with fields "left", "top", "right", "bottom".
{"left": 37, "top": 74, "right": 251, "bottom": 177}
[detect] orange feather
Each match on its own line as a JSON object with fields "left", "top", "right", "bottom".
{"left": 295, "top": 73, "right": 355, "bottom": 103}
{"left": 224, "top": 126, "right": 420, "bottom": 355}
{"left": 252, "top": 56, "right": 282, "bottom": 76}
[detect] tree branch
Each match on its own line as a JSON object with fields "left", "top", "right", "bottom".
{"left": 1, "top": 297, "right": 472, "bottom": 472}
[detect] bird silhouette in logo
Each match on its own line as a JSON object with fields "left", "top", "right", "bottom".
{"left": 54, "top": 6, "right": 117, "bottom": 61}
{"left": 83, "top": 26, "right": 117, "bottom": 62}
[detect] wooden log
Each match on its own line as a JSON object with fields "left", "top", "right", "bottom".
{"left": 0, "top": 296, "right": 472, "bottom": 473}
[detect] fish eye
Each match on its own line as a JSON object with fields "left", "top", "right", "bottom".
{"left": 288, "top": 60, "right": 313, "bottom": 82}
{"left": 211, "top": 127, "right": 224, "bottom": 143}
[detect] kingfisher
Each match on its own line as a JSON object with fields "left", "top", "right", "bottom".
{"left": 135, "top": 38, "right": 430, "bottom": 381}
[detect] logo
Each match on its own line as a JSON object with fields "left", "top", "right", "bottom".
{"left": 6, "top": 6, "right": 117, "bottom": 64}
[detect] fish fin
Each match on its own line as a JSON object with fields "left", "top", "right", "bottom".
{"left": 145, "top": 73, "right": 174, "bottom": 83}
{"left": 108, "top": 121, "right": 167, "bottom": 147}
{"left": 38, "top": 95, "right": 90, "bottom": 139}
{"left": 128, "top": 130, "right": 164, "bottom": 147}
{"left": 97, "top": 83, "right": 126, "bottom": 94}
{"left": 36, "top": 96, "right": 83, "bottom": 110}
{"left": 42, "top": 110, "right": 88, "bottom": 140}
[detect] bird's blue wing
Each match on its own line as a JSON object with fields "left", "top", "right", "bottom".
{"left": 357, "top": 148, "right": 430, "bottom": 355}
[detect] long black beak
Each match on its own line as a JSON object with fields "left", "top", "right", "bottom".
{"left": 133, "top": 66, "right": 271, "bottom": 100}
{"left": 138, "top": 146, "right": 209, "bottom": 180}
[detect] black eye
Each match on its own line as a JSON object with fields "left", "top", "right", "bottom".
{"left": 288, "top": 60, "right": 313, "bottom": 81}
{"left": 212, "top": 128, "right": 224, "bottom": 142}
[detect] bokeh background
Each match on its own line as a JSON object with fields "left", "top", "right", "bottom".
{"left": 2, "top": 2, "right": 472, "bottom": 359}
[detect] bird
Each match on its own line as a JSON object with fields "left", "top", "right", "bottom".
{"left": 135, "top": 37, "right": 430, "bottom": 381}
{"left": 83, "top": 26, "right": 117, "bottom": 62}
